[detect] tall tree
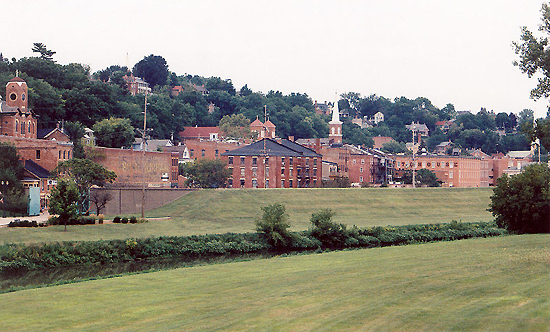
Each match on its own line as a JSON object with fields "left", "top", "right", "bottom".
{"left": 92, "top": 117, "right": 135, "bottom": 148}
{"left": 53, "top": 158, "right": 117, "bottom": 214}
{"left": 179, "top": 159, "right": 231, "bottom": 188}
{"left": 132, "top": 54, "right": 169, "bottom": 88}
{"left": 0, "top": 143, "right": 27, "bottom": 216}
{"left": 49, "top": 179, "right": 79, "bottom": 231}
{"left": 219, "top": 113, "right": 251, "bottom": 139}
{"left": 513, "top": 3, "right": 550, "bottom": 100}
{"left": 31, "top": 43, "right": 56, "bottom": 61}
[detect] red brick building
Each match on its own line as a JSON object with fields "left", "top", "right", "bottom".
{"left": 221, "top": 138, "right": 322, "bottom": 188}
{"left": 1, "top": 77, "right": 38, "bottom": 139}
{"left": 90, "top": 147, "right": 179, "bottom": 188}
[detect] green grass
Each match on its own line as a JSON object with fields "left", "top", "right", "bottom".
{"left": 1, "top": 234, "right": 548, "bottom": 331}
{"left": 0, "top": 187, "right": 493, "bottom": 244}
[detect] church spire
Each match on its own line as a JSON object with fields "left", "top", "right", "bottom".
{"left": 328, "top": 92, "right": 342, "bottom": 144}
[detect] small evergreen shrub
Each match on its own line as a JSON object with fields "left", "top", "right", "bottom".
{"left": 121, "top": 217, "right": 128, "bottom": 224}
{"left": 113, "top": 216, "right": 121, "bottom": 224}
{"left": 130, "top": 216, "right": 137, "bottom": 224}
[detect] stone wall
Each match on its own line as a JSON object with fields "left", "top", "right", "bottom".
{"left": 90, "top": 187, "right": 195, "bottom": 215}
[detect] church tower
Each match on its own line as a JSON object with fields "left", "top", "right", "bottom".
{"left": 329, "top": 96, "right": 342, "bottom": 145}
{"left": 6, "top": 77, "right": 28, "bottom": 111}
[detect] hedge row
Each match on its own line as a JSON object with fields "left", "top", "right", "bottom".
{"left": 0, "top": 222, "right": 505, "bottom": 272}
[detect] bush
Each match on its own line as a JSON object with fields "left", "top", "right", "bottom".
{"left": 113, "top": 216, "right": 121, "bottom": 224}
{"left": 121, "top": 217, "right": 128, "bottom": 224}
{"left": 255, "top": 203, "right": 293, "bottom": 249}
{"left": 7, "top": 220, "right": 46, "bottom": 228}
{"left": 489, "top": 163, "right": 550, "bottom": 233}
{"left": 309, "top": 209, "right": 348, "bottom": 248}
{"left": 130, "top": 216, "right": 137, "bottom": 224}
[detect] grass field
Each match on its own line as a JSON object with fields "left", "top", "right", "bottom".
{"left": 0, "top": 187, "right": 493, "bottom": 244}
{"left": 1, "top": 234, "right": 548, "bottom": 331}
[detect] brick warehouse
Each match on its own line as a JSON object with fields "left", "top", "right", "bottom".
{"left": 221, "top": 138, "right": 322, "bottom": 188}
{"left": 89, "top": 147, "right": 179, "bottom": 188}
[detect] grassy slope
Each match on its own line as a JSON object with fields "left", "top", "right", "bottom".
{"left": 0, "top": 187, "right": 493, "bottom": 244}
{"left": 1, "top": 235, "right": 548, "bottom": 331}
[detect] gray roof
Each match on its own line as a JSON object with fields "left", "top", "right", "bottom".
{"left": 221, "top": 138, "right": 321, "bottom": 158}
{"left": 23, "top": 160, "right": 51, "bottom": 179}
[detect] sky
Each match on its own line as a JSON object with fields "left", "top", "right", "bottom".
{"left": 3, "top": 0, "right": 550, "bottom": 118}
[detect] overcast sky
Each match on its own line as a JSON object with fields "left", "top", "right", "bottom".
{"left": 4, "top": 0, "right": 549, "bottom": 118}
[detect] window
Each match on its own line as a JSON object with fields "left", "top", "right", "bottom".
{"left": 289, "top": 179, "right": 293, "bottom": 187}
{"left": 360, "top": 167, "right": 363, "bottom": 173}
{"left": 252, "top": 167, "right": 257, "bottom": 177}
{"left": 281, "top": 179, "right": 285, "bottom": 187}
{"left": 228, "top": 157, "right": 233, "bottom": 165}
{"left": 252, "top": 157, "right": 257, "bottom": 166}
{"left": 266, "top": 167, "right": 269, "bottom": 176}
{"left": 353, "top": 159, "right": 356, "bottom": 164}
{"left": 313, "top": 169, "right": 317, "bottom": 176}
{"left": 240, "top": 179, "right": 245, "bottom": 188}
{"left": 289, "top": 169, "right": 292, "bottom": 177}
{"left": 437, "top": 162, "right": 440, "bottom": 167}
{"left": 252, "top": 179, "right": 258, "bottom": 188}
{"left": 240, "top": 157, "right": 245, "bottom": 165}
{"left": 306, "top": 158, "right": 309, "bottom": 166}
{"left": 63, "top": 150, "right": 66, "bottom": 159}
{"left": 201, "top": 149, "right": 205, "bottom": 157}
{"left": 361, "top": 159, "right": 365, "bottom": 164}
{"left": 360, "top": 176, "right": 363, "bottom": 182}
{"left": 36, "top": 150, "right": 41, "bottom": 160}
{"left": 449, "top": 171, "right": 454, "bottom": 179}
{"left": 289, "top": 157, "right": 293, "bottom": 166}
{"left": 190, "top": 149, "right": 194, "bottom": 157}
{"left": 449, "top": 161, "right": 454, "bottom": 168}
{"left": 215, "top": 149, "right": 219, "bottom": 157}
{"left": 59, "top": 151, "right": 61, "bottom": 159}
{"left": 240, "top": 168, "right": 245, "bottom": 176}
{"left": 427, "top": 162, "right": 431, "bottom": 167}
{"left": 228, "top": 179, "right": 233, "bottom": 187}
{"left": 265, "top": 179, "right": 269, "bottom": 188}
{"left": 281, "top": 157, "right": 285, "bottom": 166}
{"left": 314, "top": 158, "right": 317, "bottom": 166}
{"left": 281, "top": 168, "right": 285, "bottom": 175}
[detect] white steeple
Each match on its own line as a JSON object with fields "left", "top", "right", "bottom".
{"left": 329, "top": 93, "right": 342, "bottom": 125}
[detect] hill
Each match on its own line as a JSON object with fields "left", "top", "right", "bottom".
{"left": 0, "top": 187, "right": 493, "bottom": 244}
{"left": 1, "top": 234, "right": 548, "bottom": 330}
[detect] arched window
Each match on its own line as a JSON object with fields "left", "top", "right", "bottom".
{"left": 15, "top": 120, "right": 19, "bottom": 134}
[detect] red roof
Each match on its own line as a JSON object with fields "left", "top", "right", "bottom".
{"left": 9, "top": 77, "right": 26, "bottom": 83}
{"left": 264, "top": 120, "right": 276, "bottom": 128}
{"left": 180, "top": 126, "right": 220, "bottom": 139}
{"left": 250, "top": 119, "right": 263, "bottom": 127}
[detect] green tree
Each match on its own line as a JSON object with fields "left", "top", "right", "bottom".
{"left": 49, "top": 179, "right": 79, "bottom": 231}
{"left": 133, "top": 54, "right": 169, "bottom": 88}
{"left": 310, "top": 209, "right": 347, "bottom": 248}
{"left": 255, "top": 203, "right": 292, "bottom": 249}
{"left": 381, "top": 140, "right": 407, "bottom": 154}
{"left": 489, "top": 163, "right": 550, "bottom": 234}
{"left": 92, "top": 117, "right": 135, "bottom": 148}
{"left": 0, "top": 143, "right": 27, "bottom": 216}
{"left": 219, "top": 113, "right": 251, "bottom": 139}
{"left": 31, "top": 43, "right": 56, "bottom": 61}
{"left": 53, "top": 158, "right": 117, "bottom": 214}
{"left": 64, "top": 121, "right": 86, "bottom": 158}
{"left": 416, "top": 168, "right": 441, "bottom": 187}
{"left": 179, "top": 159, "right": 231, "bottom": 188}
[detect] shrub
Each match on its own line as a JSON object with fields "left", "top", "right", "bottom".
{"left": 121, "top": 217, "right": 128, "bottom": 224}
{"left": 113, "top": 216, "right": 121, "bottom": 224}
{"left": 309, "top": 209, "right": 348, "bottom": 248}
{"left": 255, "top": 203, "right": 293, "bottom": 249}
{"left": 8, "top": 220, "right": 40, "bottom": 227}
{"left": 130, "top": 216, "right": 137, "bottom": 224}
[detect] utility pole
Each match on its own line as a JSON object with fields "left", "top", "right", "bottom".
{"left": 140, "top": 93, "right": 148, "bottom": 218}
{"left": 411, "top": 125, "right": 417, "bottom": 188}
{"left": 263, "top": 105, "right": 268, "bottom": 188}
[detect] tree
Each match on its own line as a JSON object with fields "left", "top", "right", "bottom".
{"left": 489, "top": 164, "right": 550, "bottom": 234}
{"left": 416, "top": 168, "right": 442, "bottom": 187}
{"left": 219, "top": 114, "right": 251, "bottom": 139}
{"left": 310, "top": 209, "right": 347, "bottom": 248}
{"left": 179, "top": 159, "right": 231, "bottom": 188}
{"left": 53, "top": 158, "right": 117, "bottom": 214}
{"left": 64, "top": 121, "right": 86, "bottom": 158}
{"left": 255, "top": 203, "right": 293, "bottom": 249}
{"left": 0, "top": 143, "right": 27, "bottom": 216}
{"left": 49, "top": 179, "right": 79, "bottom": 231}
{"left": 89, "top": 190, "right": 112, "bottom": 215}
{"left": 92, "top": 117, "right": 135, "bottom": 148}
{"left": 513, "top": 3, "right": 550, "bottom": 99}
{"left": 381, "top": 140, "right": 407, "bottom": 154}
{"left": 132, "top": 54, "right": 169, "bottom": 88}
{"left": 31, "top": 43, "right": 56, "bottom": 61}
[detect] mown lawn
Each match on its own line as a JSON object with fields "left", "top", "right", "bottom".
{"left": 0, "top": 187, "right": 493, "bottom": 244}
{"left": 1, "top": 234, "right": 548, "bottom": 331}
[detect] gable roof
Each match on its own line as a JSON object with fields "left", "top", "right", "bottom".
{"left": 221, "top": 138, "right": 321, "bottom": 157}
{"left": 23, "top": 160, "right": 50, "bottom": 179}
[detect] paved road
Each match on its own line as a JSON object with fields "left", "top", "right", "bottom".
{"left": 0, "top": 212, "right": 50, "bottom": 226}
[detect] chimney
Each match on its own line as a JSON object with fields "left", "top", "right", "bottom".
{"left": 288, "top": 136, "right": 294, "bottom": 142}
